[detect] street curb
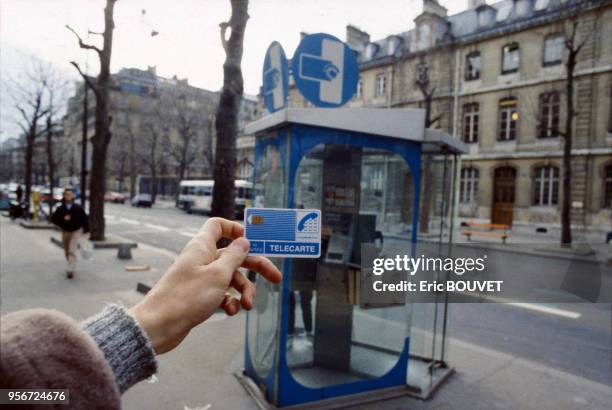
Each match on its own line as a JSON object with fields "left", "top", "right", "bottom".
{"left": 50, "top": 235, "right": 138, "bottom": 249}
{"left": 19, "top": 221, "right": 58, "bottom": 230}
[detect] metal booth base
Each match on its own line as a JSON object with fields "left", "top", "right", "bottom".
{"left": 235, "top": 363, "right": 454, "bottom": 410}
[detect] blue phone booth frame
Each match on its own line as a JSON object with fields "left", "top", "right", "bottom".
{"left": 243, "top": 108, "right": 432, "bottom": 407}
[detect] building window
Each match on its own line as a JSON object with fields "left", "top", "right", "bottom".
{"left": 356, "top": 79, "right": 362, "bottom": 99}
{"left": 498, "top": 98, "right": 518, "bottom": 141}
{"left": 539, "top": 92, "right": 560, "bottom": 138}
{"left": 416, "top": 63, "right": 429, "bottom": 85}
{"left": 533, "top": 166, "right": 559, "bottom": 206}
{"left": 501, "top": 43, "right": 519, "bottom": 74}
{"left": 369, "top": 167, "right": 384, "bottom": 191}
{"left": 463, "top": 103, "right": 479, "bottom": 143}
{"left": 376, "top": 73, "right": 386, "bottom": 96}
{"left": 465, "top": 51, "right": 481, "bottom": 81}
{"left": 460, "top": 168, "right": 479, "bottom": 203}
{"left": 543, "top": 34, "right": 564, "bottom": 66}
{"left": 605, "top": 165, "right": 612, "bottom": 208}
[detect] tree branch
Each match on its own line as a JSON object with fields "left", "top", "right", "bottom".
{"left": 219, "top": 22, "right": 230, "bottom": 53}
{"left": 66, "top": 25, "right": 102, "bottom": 56}
{"left": 69, "top": 61, "right": 100, "bottom": 99}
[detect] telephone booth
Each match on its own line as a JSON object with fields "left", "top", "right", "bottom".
{"left": 239, "top": 108, "right": 467, "bottom": 408}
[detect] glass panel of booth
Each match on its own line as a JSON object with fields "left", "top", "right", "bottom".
{"left": 407, "top": 152, "right": 455, "bottom": 395}
{"left": 286, "top": 143, "right": 417, "bottom": 388}
{"left": 247, "top": 142, "right": 286, "bottom": 379}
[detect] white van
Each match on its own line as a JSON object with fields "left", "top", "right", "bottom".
{"left": 178, "top": 179, "right": 253, "bottom": 216}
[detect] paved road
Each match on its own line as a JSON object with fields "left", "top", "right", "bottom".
{"left": 103, "top": 203, "right": 612, "bottom": 386}
{"left": 104, "top": 202, "right": 212, "bottom": 254}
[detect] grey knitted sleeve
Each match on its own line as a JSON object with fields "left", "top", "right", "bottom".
{"left": 81, "top": 304, "right": 157, "bottom": 393}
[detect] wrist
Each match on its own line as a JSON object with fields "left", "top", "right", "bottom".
{"left": 128, "top": 300, "right": 186, "bottom": 355}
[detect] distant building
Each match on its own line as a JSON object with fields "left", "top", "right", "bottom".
{"left": 281, "top": 0, "right": 612, "bottom": 231}
{"left": 62, "top": 66, "right": 219, "bottom": 197}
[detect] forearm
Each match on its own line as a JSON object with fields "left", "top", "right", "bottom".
{"left": 81, "top": 304, "right": 157, "bottom": 393}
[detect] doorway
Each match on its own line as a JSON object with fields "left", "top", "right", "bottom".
{"left": 492, "top": 166, "right": 516, "bottom": 226}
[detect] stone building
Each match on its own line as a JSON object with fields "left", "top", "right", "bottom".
{"left": 62, "top": 66, "right": 219, "bottom": 197}
{"left": 283, "top": 0, "right": 612, "bottom": 231}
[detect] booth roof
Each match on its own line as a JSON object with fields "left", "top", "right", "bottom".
{"left": 244, "top": 108, "right": 467, "bottom": 155}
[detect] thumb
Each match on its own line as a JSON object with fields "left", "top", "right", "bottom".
{"left": 209, "top": 237, "right": 250, "bottom": 277}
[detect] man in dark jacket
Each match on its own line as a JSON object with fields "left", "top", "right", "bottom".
{"left": 51, "top": 187, "right": 89, "bottom": 278}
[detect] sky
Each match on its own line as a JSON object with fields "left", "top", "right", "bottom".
{"left": 0, "top": 0, "right": 466, "bottom": 140}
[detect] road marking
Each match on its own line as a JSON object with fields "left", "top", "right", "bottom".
{"left": 179, "top": 231, "right": 198, "bottom": 238}
{"left": 105, "top": 215, "right": 116, "bottom": 220}
{"left": 144, "top": 223, "right": 170, "bottom": 232}
{"left": 504, "top": 302, "right": 582, "bottom": 319}
{"left": 119, "top": 218, "right": 139, "bottom": 225}
{"left": 460, "top": 292, "right": 582, "bottom": 319}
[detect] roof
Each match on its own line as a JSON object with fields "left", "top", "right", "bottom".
{"left": 357, "top": 0, "right": 607, "bottom": 65}
{"left": 245, "top": 108, "right": 467, "bottom": 154}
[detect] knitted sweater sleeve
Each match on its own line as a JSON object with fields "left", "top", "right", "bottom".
{"left": 0, "top": 305, "right": 157, "bottom": 410}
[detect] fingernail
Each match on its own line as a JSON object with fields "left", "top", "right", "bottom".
{"left": 233, "top": 237, "right": 250, "bottom": 252}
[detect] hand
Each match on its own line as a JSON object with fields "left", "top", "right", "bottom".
{"left": 128, "top": 217, "right": 282, "bottom": 354}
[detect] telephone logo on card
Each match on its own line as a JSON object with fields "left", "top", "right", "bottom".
{"left": 244, "top": 208, "right": 321, "bottom": 258}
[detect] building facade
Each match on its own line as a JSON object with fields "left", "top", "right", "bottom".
{"left": 62, "top": 66, "right": 220, "bottom": 197}
{"left": 283, "top": 0, "right": 612, "bottom": 230}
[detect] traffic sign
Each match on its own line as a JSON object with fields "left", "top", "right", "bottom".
{"left": 244, "top": 208, "right": 321, "bottom": 257}
{"left": 291, "top": 33, "right": 359, "bottom": 108}
{"left": 262, "top": 42, "right": 289, "bottom": 113}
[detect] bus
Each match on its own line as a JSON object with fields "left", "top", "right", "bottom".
{"left": 178, "top": 179, "right": 254, "bottom": 217}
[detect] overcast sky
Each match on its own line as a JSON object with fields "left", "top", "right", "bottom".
{"left": 0, "top": 0, "right": 466, "bottom": 140}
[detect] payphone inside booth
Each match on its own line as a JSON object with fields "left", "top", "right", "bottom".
{"left": 240, "top": 108, "right": 466, "bottom": 408}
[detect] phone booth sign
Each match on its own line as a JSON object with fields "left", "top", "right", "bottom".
{"left": 239, "top": 108, "right": 467, "bottom": 408}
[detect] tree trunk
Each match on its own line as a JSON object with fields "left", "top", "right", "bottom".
{"left": 46, "top": 116, "right": 55, "bottom": 220}
{"left": 418, "top": 93, "right": 434, "bottom": 233}
{"left": 561, "top": 50, "right": 576, "bottom": 246}
{"left": 211, "top": 0, "right": 249, "bottom": 219}
{"left": 129, "top": 130, "right": 136, "bottom": 199}
{"left": 24, "top": 131, "right": 35, "bottom": 209}
{"left": 88, "top": 0, "right": 117, "bottom": 241}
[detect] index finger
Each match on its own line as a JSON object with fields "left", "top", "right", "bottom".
{"left": 197, "top": 217, "right": 245, "bottom": 244}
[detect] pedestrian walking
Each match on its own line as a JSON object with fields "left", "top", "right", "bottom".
{"left": 51, "top": 187, "right": 89, "bottom": 278}
{"left": 15, "top": 184, "right": 23, "bottom": 203}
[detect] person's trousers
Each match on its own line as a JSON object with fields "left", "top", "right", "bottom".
{"left": 288, "top": 290, "right": 313, "bottom": 335}
{"left": 61, "top": 230, "right": 81, "bottom": 272}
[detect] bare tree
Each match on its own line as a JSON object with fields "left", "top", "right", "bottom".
{"left": 43, "top": 74, "right": 70, "bottom": 219}
{"left": 558, "top": 18, "right": 591, "bottom": 246}
{"left": 66, "top": 0, "right": 117, "bottom": 240}
{"left": 415, "top": 59, "right": 441, "bottom": 234}
{"left": 164, "top": 91, "right": 200, "bottom": 182}
{"left": 9, "top": 61, "right": 52, "bottom": 210}
{"left": 211, "top": 0, "right": 249, "bottom": 219}
{"left": 139, "top": 122, "right": 162, "bottom": 203}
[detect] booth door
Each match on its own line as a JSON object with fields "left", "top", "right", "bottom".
{"left": 286, "top": 143, "right": 414, "bottom": 391}
{"left": 492, "top": 167, "right": 516, "bottom": 226}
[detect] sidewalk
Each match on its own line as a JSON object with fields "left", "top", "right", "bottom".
{"left": 1, "top": 217, "right": 610, "bottom": 409}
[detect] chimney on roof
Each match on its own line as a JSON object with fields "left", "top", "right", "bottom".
{"left": 468, "top": 0, "right": 486, "bottom": 8}
{"left": 423, "top": 0, "right": 447, "bottom": 18}
{"left": 346, "top": 25, "right": 370, "bottom": 52}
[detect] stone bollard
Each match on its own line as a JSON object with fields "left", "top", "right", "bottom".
{"left": 117, "top": 243, "right": 133, "bottom": 260}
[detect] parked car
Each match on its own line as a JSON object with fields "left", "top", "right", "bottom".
{"left": 41, "top": 188, "right": 63, "bottom": 204}
{"left": 131, "top": 193, "right": 152, "bottom": 208}
{"left": 0, "top": 190, "right": 11, "bottom": 210}
{"left": 105, "top": 191, "right": 127, "bottom": 204}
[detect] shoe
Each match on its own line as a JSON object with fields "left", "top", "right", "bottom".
{"left": 66, "top": 271, "right": 74, "bottom": 279}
